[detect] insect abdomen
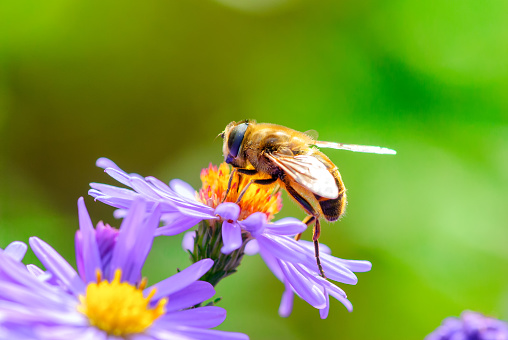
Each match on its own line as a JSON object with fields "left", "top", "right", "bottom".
{"left": 316, "top": 169, "right": 346, "bottom": 222}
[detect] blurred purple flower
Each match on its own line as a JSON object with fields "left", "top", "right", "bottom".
{"left": 426, "top": 311, "right": 508, "bottom": 340}
{"left": 75, "top": 217, "right": 119, "bottom": 282}
{"left": 0, "top": 198, "right": 248, "bottom": 340}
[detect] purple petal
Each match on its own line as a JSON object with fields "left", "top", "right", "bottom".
{"left": 244, "top": 239, "right": 259, "bottom": 255}
{"left": 28, "top": 237, "right": 85, "bottom": 296}
{"left": 299, "top": 239, "right": 331, "bottom": 255}
{"left": 76, "top": 198, "right": 102, "bottom": 284}
{"left": 332, "top": 258, "right": 372, "bottom": 273}
{"left": 107, "top": 199, "right": 147, "bottom": 280}
{"left": 128, "top": 334, "right": 156, "bottom": 340}
{"left": 96, "top": 157, "right": 120, "bottom": 170}
{"left": 257, "top": 234, "right": 308, "bottom": 263}
{"left": 88, "top": 194, "right": 137, "bottom": 210}
{"left": 104, "top": 168, "right": 133, "bottom": 188}
{"left": 90, "top": 182, "right": 178, "bottom": 213}
{"left": 265, "top": 217, "right": 307, "bottom": 236}
{"left": 279, "top": 260, "right": 326, "bottom": 309}
{"left": 278, "top": 284, "right": 294, "bottom": 318}
{"left": 157, "top": 306, "right": 226, "bottom": 328}
{"left": 94, "top": 221, "right": 119, "bottom": 268}
{"left": 74, "top": 231, "right": 85, "bottom": 279}
{"left": 215, "top": 203, "right": 240, "bottom": 221}
{"left": 298, "top": 265, "right": 347, "bottom": 298}
{"left": 316, "top": 257, "right": 358, "bottom": 285}
{"left": 145, "top": 176, "right": 180, "bottom": 199}
{"left": 319, "top": 289, "right": 330, "bottom": 319}
{"left": 0, "top": 254, "right": 63, "bottom": 304}
{"left": 109, "top": 200, "right": 160, "bottom": 284}
{"left": 26, "top": 264, "right": 59, "bottom": 286}
{"left": 129, "top": 176, "right": 163, "bottom": 200}
{"left": 301, "top": 268, "right": 353, "bottom": 312}
{"left": 148, "top": 259, "right": 213, "bottom": 301}
{"left": 239, "top": 213, "right": 266, "bottom": 236}
{"left": 155, "top": 213, "right": 201, "bottom": 237}
{"left": 169, "top": 179, "right": 197, "bottom": 200}
{"left": 163, "top": 281, "right": 216, "bottom": 312}
{"left": 89, "top": 183, "right": 138, "bottom": 199}
{"left": 295, "top": 245, "right": 362, "bottom": 284}
{"left": 143, "top": 329, "right": 190, "bottom": 340}
{"left": 258, "top": 246, "right": 283, "bottom": 281}
{"left": 299, "top": 240, "right": 371, "bottom": 272}
{"left": 150, "top": 325, "right": 249, "bottom": 340}
{"left": 0, "top": 280, "right": 58, "bottom": 307}
{"left": 4, "top": 241, "right": 27, "bottom": 262}
{"left": 221, "top": 221, "right": 242, "bottom": 254}
{"left": 125, "top": 204, "right": 161, "bottom": 283}
{"left": 113, "top": 209, "right": 127, "bottom": 219}
{"left": 182, "top": 231, "right": 196, "bottom": 252}
{"left": 35, "top": 325, "right": 107, "bottom": 340}
{"left": 26, "top": 264, "right": 45, "bottom": 278}
{"left": 328, "top": 288, "right": 353, "bottom": 312}
{"left": 177, "top": 205, "right": 216, "bottom": 219}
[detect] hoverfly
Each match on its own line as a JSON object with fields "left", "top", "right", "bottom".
{"left": 220, "top": 120, "right": 396, "bottom": 277}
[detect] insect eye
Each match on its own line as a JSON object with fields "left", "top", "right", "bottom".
{"left": 227, "top": 122, "right": 248, "bottom": 158}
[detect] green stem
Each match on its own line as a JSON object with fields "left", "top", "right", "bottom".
{"left": 190, "top": 219, "right": 248, "bottom": 287}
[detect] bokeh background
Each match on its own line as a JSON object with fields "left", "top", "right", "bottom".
{"left": 1, "top": 1, "right": 507, "bottom": 339}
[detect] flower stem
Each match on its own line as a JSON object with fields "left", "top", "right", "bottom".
{"left": 189, "top": 220, "right": 247, "bottom": 287}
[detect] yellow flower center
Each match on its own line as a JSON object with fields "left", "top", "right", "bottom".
{"left": 77, "top": 270, "right": 167, "bottom": 336}
{"left": 198, "top": 163, "right": 282, "bottom": 221}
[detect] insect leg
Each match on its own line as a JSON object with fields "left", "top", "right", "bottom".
{"left": 312, "top": 219, "right": 325, "bottom": 277}
{"left": 236, "top": 175, "right": 278, "bottom": 204}
{"left": 236, "top": 169, "right": 258, "bottom": 175}
{"left": 282, "top": 182, "right": 326, "bottom": 278}
{"left": 295, "top": 215, "right": 315, "bottom": 241}
{"left": 222, "top": 168, "right": 237, "bottom": 203}
{"left": 236, "top": 173, "right": 243, "bottom": 193}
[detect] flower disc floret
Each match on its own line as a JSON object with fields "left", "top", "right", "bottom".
{"left": 199, "top": 163, "right": 282, "bottom": 221}
{"left": 77, "top": 269, "right": 167, "bottom": 336}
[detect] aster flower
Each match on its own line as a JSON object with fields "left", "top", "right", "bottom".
{"left": 0, "top": 198, "right": 248, "bottom": 340}
{"left": 90, "top": 159, "right": 282, "bottom": 252}
{"left": 426, "top": 311, "right": 508, "bottom": 340}
{"left": 90, "top": 158, "right": 372, "bottom": 316}
{"left": 90, "top": 159, "right": 287, "bottom": 285}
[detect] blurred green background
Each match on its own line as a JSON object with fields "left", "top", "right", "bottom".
{"left": 1, "top": 1, "right": 507, "bottom": 339}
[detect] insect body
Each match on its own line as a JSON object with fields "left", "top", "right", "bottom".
{"left": 220, "top": 120, "right": 396, "bottom": 277}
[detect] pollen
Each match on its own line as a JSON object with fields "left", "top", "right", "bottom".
{"left": 198, "top": 163, "right": 283, "bottom": 221}
{"left": 77, "top": 269, "right": 167, "bottom": 336}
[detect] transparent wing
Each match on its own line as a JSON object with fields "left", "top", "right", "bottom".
{"left": 312, "top": 140, "right": 397, "bottom": 155}
{"left": 303, "top": 129, "right": 319, "bottom": 140}
{"left": 266, "top": 153, "right": 339, "bottom": 199}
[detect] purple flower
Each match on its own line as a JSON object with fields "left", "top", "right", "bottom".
{"left": 426, "top": 311, "right": 508, "bottom": 340}
{"left": 0, "top": 198, "right": 248, "bottom": 340}
{"left": 89, "top": 158, "right": 283, "bottom": 255}
{"left": 90, "top": 158, "right": 372, "bottom": 317}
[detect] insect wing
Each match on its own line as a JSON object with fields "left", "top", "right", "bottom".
{"left": 303, "top": 129, "right": 319, "bottom": 140}
{"left": 313, "top": 140, "right": 396, "bottom": 155}
{"left": 267, "top": 153, "right": 339, "bottom": 199}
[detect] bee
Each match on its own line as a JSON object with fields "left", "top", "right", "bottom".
{"left": 220, "top": 120, "right": 396, "bottom": 277}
